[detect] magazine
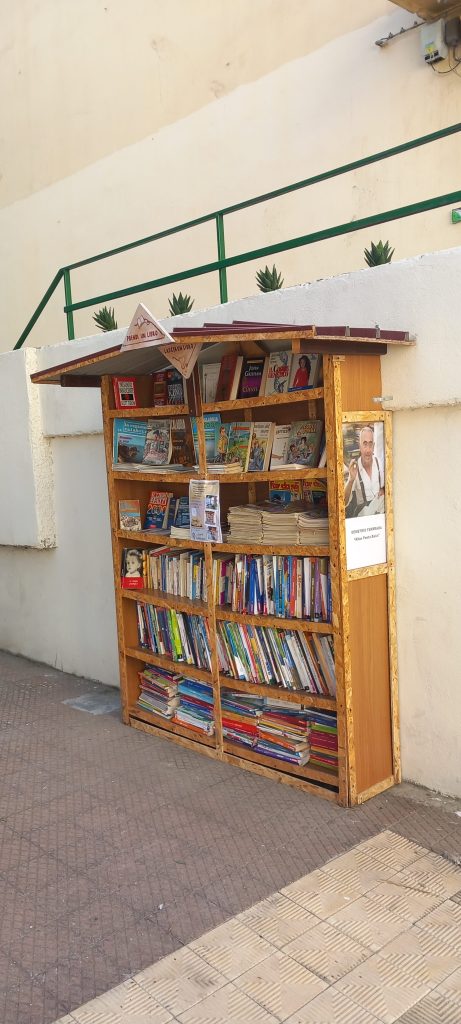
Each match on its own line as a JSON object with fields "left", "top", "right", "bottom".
{"left": 286, "top": 420, "right": 324, "bottom": 467}
{"left": 113, "top": 419, "right": 148, "bottom": 464}
{"left": 142, "top": 419, "right": 172, "bottom": 466}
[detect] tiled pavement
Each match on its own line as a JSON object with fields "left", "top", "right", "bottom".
{"left": 0, "top": 651, "right": 460, "bottom": 1024}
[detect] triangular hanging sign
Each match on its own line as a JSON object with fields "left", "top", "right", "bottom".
{"left": 158, "top": 339, "right": 203, "bottom": 379}
{"left": 121, "top": 303, "right": 174, "bottom": 350}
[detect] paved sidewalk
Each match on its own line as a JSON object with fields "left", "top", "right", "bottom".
{"left": 0, "top": 651, "right": 460, "bottom": 1023}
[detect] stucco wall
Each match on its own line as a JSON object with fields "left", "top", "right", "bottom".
{"left": 1, "top": 247, "right": 460, "bottom": 797}
{"left": 2, "top": 2, "right": 461, "bottom": 352}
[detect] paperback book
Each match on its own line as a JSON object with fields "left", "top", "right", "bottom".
{"left": 288, "top": 353, "right": 322, "bottom": 391}
{"left": 191, "top": 413, "right": 221, "bottom": 464}
{"left": 151, "top": 370, "right": 168, "bottom": 406}
{"left": 201, "top": 362, "right": 221, "bottom": 404}
{"left": 143, "top": 491, "right": 174, "bottom": 531}
{"left": 118, "top": 499, "right": 142, "bottom": 530}
{"left": 113, "top": 419, "right": 148, "bottom": 464}
{"left": 143, "top": 419, "right": 172, "bottom": 465}
{"left": 121, "top": 548, "right": 145, "bottom": 590}
{"left": 215, "top": 353, "right": 243, "bottom": 402}
{"left": 269, "top": 424, "right": 291, "bottom": 470}
{"left": 237, "top": 356, "right": 267, "bottom": 399}
{"left": 225, "top": 421, "right": 252, "bottom": 470}
{"left": 170, "top": 418, "right": 194, "bottom": 466}
{"left": 112, "top": 377, "right": 138, "bottom": 409}
{"left": 264, "top": 351, "right": 292, "bottom": 396}
{"left": 166, "top": 368, "right": 185, "bottom": 405}
{"left": 247, "top": 422, "right": 275, "bottom": 472}
{"left": 286, "top": 420, "right": 324, "bottom": 467}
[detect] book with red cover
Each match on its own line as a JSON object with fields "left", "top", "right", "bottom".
{"left": 237, "top": 356, "right": 267, "bottom": 399}
{"left": 152, "top": 370, "right": 168, "bottom": 406}
{"left": 121, "top": 548, "right": 144, "bottom": 589}
{"left": 112, "top": 377, "right": 138, "bottom": 409}
{"left": 215, "top": 353, "right": 243, "bottom": 402}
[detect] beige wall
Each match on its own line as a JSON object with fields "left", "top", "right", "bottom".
{"left": 2, "top": 0, "right": 461, "bottom": 351}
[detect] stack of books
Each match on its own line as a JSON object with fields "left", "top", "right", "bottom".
{"left": 221, "top": 690, "right": 264, "bottom": 748}
{"left": 307, "top": 710, "right": 338, "bottom": 772}
{"left": 297, "top": 510, "right": 330, "bottom": 546}
{"left": 137, "top": 666, "right": 180, "bottom": 719}
{"left": 136, "top": 603, "right": 212, "bottom": 670}
{"left": 217, "top": 621, "right": 336, "bottom": 695}
{"left": 227, "top": 505, "right": 265, "bottom": 543}
{"left": 226, "top": 501, "right": 329, "bottom": 547}
{"left": 254, "top": 701, "right": 311, "bottom": 767}
{"left": 174, "top": 679, "right": 215, "bottom": 735}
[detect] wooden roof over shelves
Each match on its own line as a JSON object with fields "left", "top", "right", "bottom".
{"left": 31, "top": 320, "right": 414, "bottom": 387}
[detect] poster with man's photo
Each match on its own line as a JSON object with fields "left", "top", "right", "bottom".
{"left": 343, "top": 421, "right": 387, "bottom": 570}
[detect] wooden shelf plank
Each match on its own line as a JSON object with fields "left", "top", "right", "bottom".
{"left": 117, "top": 530, "right": 204, "bottom": 548}
{"left": 219, "top": 675, "right": 336, "bottom": 708}
{"left": 108, "top": 405, "right": 189, "bottom": 418}
{"left": 130, "top": 715, "right": 220, "bottom": 761}
{"left": 113, "top": 470, "right": 199, "bottom": 483}
{"left": 202, "top": 387, "right": 324, "bottom": 413}
{"left": 128, "top": 705, "right": 216, "bottom": 747}
{"left": 210, "top": 468, "right": 327, "bottom": 484}
{"left": 122, "top": 588, "right": 207, "bottom": 615}
{"left": 125, "top": 646, "right": 213, "bottom": 682}
{"left": 117, "top": 532, "right": 328, "bottom": 557}
{"left": 215, "top": 607, "right": 332, "bottom": 632}
{"left": 223, "top": 740, "right": 338, "bottom": 788}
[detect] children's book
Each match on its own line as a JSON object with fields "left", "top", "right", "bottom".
{"left": 237, "top": 356, "right": 267, "bottom": 399}
{"left": 143, "top": 491, "right": 174, "bottom": 531}
{"left": 113, "top": 419, "right": 148, "bottom": 464}
{"left": 142, "top": 419, "right": 172, "bottom": 465}
{"left": 269, "top": 424, "right": 291, "bottom": 469}
{"left": 286, "top": 420, "right": 324, "bottom": 467}
{"left": 209, "top": 423, "right": 230, "bottom": 465}
{"left": 118, "top": 499, "right": 142, "bottom": 530}
{"left": 166, "top": 368, "right": 185, "bottom": 405}
{"left": 264, "top": 351, "right": 293, "bottom": 396}
{"left": 225, "top": 422, "right": 252, "bottom": 471}
{"left": 215, "top": 354, "right": 243, "bottom": 402}
{"left": 112, "top": 377, "right": 138, "bottom": 409}
{"left": 191, "top": 413, "right": 221, "bottom": 463}
{"left": 247, "top": 422, "right": 275, "bottom": 472}
{"left": 288, "top": 353, "right": 322, "bottom": 391}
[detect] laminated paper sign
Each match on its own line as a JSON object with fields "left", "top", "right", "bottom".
{"left": 189, "top": 480, "right": 222, "bottom": 543}
{"left": 343, "top": 420, "right": 387, "bottom": 571}
{"left": 122, "top": 303, "right": 174, "bottom": 350}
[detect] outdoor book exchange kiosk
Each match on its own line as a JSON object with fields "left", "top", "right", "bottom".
{"left": 32, "top": 319, "right": 413, "bottom": 806}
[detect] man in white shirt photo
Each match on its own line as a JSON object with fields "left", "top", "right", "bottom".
{"left": 344, "top": 425, "right": 385, "bottom": 517}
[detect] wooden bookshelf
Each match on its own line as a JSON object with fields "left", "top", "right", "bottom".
{"left": 33, "top": 323, "right": 404, "bottom": 806}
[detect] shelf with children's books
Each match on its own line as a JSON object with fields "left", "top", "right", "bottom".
{"left": 32, "top": 318, "right": 407, "bottom": 806}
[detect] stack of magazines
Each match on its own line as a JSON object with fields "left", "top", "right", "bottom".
{"left": 227, "top": 505, "right": 265, "bottom": 543}
{"left": 227, "top": 501, "right": 329, "bottom": 546}
{"left": 174, "top": 679, "right": 215, "bottom": 735}
{"left": 137, "top": 666, "right": 180, "bottom": 719}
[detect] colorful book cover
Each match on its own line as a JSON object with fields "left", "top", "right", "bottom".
{"left": 286, "top": 420, "right": 323, "bottom": 467}
{"left": 112, "top": 377, "right": 138, "bottom": 409}
{"left": 142, "top": 419, "right": 172, "bottom": 465}
{"left": 174, "top": 496, "right": 190, "bottom": 528}
{"left": 209, "top": 423, "right": 230, "bottom": 465}
{"left": 166, "top": 368, "right": 185, "bottom": 405}
{"left": 118, "top": 499, "right": 142, "bottom": 530}
{"left": 247, "top": 422, "right": 274, "bottom": 472}
{"left": 269, "top": 424, "right": 291, "bottom": 469}
{"left": 264, "top": 351, "right": 292, "bottom": 396}
{"left": 288, "top": 353, "right": 322, "bottom": 391}
{"left": 269, "top": 482, "right": 303, "bottom": 504}
{"left": 191, "top": 413, "right": 221, "bottom": 463}
{"left": 143, "top": 491, "right": 173, "bottom": 531}
{"left": 215, "top": 353, "right": 243, "bottom": 402}
{"left": 170, "top": 417, "right": 194, "bottom": 466}
{"left": 225, "top": 421, "right": 252, "bottom": 470}
{"left": 121, "top": 548, "right": 145, "bottom": 589}
{"left": 113, "top": 418, "right": 148, "bottom": 464}
{"left": 237, "top": 357, "right": 266, "bottom": 399}
{"left": 151, "top": 370, "right": 168, "bottom": 406}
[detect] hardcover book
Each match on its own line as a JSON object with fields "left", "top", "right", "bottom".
{"left": 143, "top": 419, "right": 172, "bottom": 465}
{"left": 112, "top": 377, "right": 138, "bottom": 409}
{"left": 118, "top": 499, "right": 142, "bottom": 530}
{"left": 288, "top": 353, "right": 322, "bottom": 391}
{"left": 225, "top": 422, "right": 252, "bottom": 471}
{"left": 113, "top": 419, "right": 148, "bottom": 464}
{"left": 215, "top": 354, "right": 243, "bottom": 402}
{"left": 237, "top": 356, "right": 267, "bottom": 399}
{"left": 247, "top": 422, "right": 275, "bottom": 472}
{"left": 286, "top": 420, "right": 324, "bottom": 467}
{"left": 166, "top": 368, "right": 185, "bottom": 405}
{"left": 269, "top": 424, "right": 291, "bottom": 469}
{"left": 264, "top": 351, "right": 292, "bottom": 396}
{"left": 143, "top": 491, "right": 174, "bottom": 531}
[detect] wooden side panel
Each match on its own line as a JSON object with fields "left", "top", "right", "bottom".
{"left": 348, "top": 574, "right": 393, "bottom": 795}
{"left": 340, "top": 356, "right": 382, "bottom": 412}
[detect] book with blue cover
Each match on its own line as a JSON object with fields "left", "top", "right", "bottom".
{"left": 113, "top": 418, "right": 148, "bottom": 464}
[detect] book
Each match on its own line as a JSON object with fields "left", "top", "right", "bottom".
{"left": 113, "top": 418, "right": 148, "bottom": 464}
{"left": 247, "top": 422, "right": 275, "bottom": 472}
{"left": 225, "top": 422, "right": 252, "bottom": 471}
{"left": 269, "top": 482, "right": 303, "bottom": 504}
{"left": 118, "top": 499, "right": 142, "bottom": 530}
{"left": 166, "top": 368, "right": 185, "bottom": 405}
{"left": 152, "top": 370, "right": 168, "bottom": 406}
{"left": 191, "top": 413, "right": 221, "bottom": 463}
{"left": 237, "top": 356, "right": 267, "bottom": 399}
{"left": 264, "top": 351, "right": 293, "bottom": 396}
{"left": 215, "top": 353, "right": 243, "bottom": 402}
{"left": 286, "top": 420, "right": 324, "bottom": 467}
{"left": 288, "top": 353, "right": 322, "bottom": 391}
{"left": 143, "top": 419, "right": 172, "bottom": 465}
{"left": 112, "top": 377, "right": 138, "bottom": 409}
{"left": 269, "top": 424, "right": 291, "bottom": 469}
{"left": 170, "top": 417, "right": 194, "bottom": 466}
{"left": 143, "top": 490, "right": 174, "bottom": 531}
{"left": 201, "top": 362, "right": 221, "bottom": 404}
{"left": 121, "top": 548, "right": 145, "bottom": 590}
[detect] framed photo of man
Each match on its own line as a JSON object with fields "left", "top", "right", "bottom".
{"left": 342, "top": 420, "right": 387, "bottom": 570}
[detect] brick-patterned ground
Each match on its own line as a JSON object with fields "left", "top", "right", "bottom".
{"left": 0, "top": 650, "right": 460, "bottom": 1024}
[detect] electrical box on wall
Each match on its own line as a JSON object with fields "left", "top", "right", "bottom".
{"left": 420, "top": 19, "right": 448, "bottom": 60}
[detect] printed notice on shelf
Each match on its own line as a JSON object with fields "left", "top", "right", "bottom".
{"left": 342, "top": 420, "right": 387, "bottom": 571}
{"left": 189, "top": 480, "right": 222, "bottom": 543}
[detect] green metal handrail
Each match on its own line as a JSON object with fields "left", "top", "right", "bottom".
{"left": 14, "top": 121, "right": 461, "bottom": 350}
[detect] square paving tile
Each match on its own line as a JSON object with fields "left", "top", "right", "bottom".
{"left": 393, "top": 853, "right": 461, "bottom": 900}
{"left": 328, "top": 895, "right": 412, "bottom": 952}
{"left": 335, "top": 951, "right": 432, "bottom": 1024}
{"left": 396, "top": 990, "right": 461, "bottom": 1023}
{"left": 234, "top": 950, "right": 327, "bottom": 1021}
{"left": 417, "top": 899, "right": 461, "bottom": 949}
{"left": 135, "top": 947, "right": 226, "bottom": 1016}
{"left": 282, "top": 919, "right": 372, "bottom": 984}
{"left": 189, "top": 919, "right": 274, "bottom": 982}
{"left": 281, "top": 869, "right": 362, "bottom": 920}
{"left": 71, "top": 976, "right": 173, "bottom": 1022}
{"left": 237, "top": 893, "right": 318, "bottom": 949}
{"left": 177, "top": 981, "right": 279, "bottom": 1024}
{"left": 377, "top": 923, "right": 461, "bottom": 988}
{"left": 284, "top": 985, "right": 381, "bottom": 1022}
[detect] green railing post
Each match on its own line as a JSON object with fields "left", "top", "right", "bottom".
{"left": 63, "top": 268, "right": 75, "bottom": 340}
{"left": 215, "top": 213, "right": 228, "bottom": 303}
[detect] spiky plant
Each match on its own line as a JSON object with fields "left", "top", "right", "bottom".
{"left": 364, "top": 240, "right": 394, "bottom": 267}
{"left": 93, "top": 306, "right": 118, "bottom": 331}
{"left": 256, "top": 264, "right": 284, "bottom": 292}
{"left": 168, "top": 292, "right": 194, "bottom": 315}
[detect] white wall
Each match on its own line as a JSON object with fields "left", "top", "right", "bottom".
{"left": 1, "top": 247, "right": 460, "bottom": 796}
